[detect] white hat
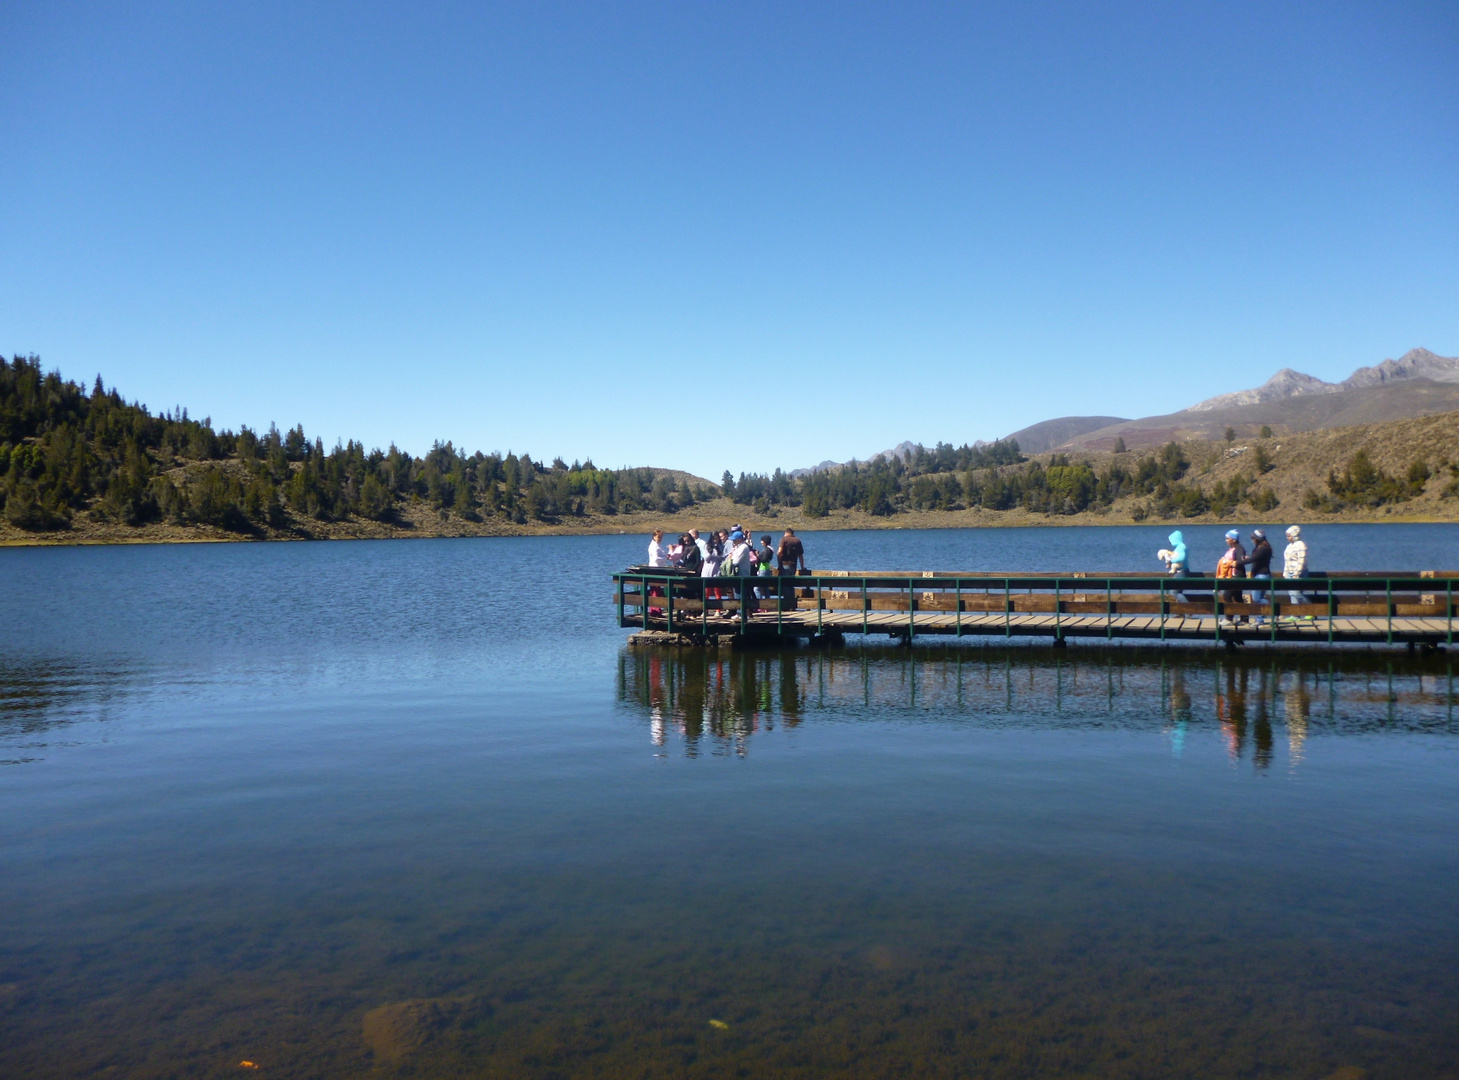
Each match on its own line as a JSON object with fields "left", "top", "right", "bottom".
{"left": 1285, "top": 525, "right": 1300, "bottom": 537}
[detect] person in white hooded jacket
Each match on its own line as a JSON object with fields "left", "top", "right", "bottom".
{"left": 1283, "top": 525, "right": 1312, "bottom": 616}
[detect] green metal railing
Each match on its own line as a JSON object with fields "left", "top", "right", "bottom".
{"left": 615, "top": 568, "right": 1457, "bottom": 644}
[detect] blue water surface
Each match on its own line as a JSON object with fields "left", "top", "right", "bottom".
{"left": 1, "top": 525, "right": 1457, "bottom": 1079}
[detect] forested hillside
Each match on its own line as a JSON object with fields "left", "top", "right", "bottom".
{"left": 725, "top": 431, "right": 1455, "bottom": 520}
{"left": 0, "top": 356, "right": 716, "bottom": 534}
{"left": 4, "top": 355, "right": 1457, "bottom": 543}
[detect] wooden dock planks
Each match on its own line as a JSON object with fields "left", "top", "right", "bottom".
{"left": 615, "top": 571, "right": 1458, "bottom": 648}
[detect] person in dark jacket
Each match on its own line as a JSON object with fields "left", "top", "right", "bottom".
{"left": 678, "top": 532, "right": 703, "bottom": 574}
{"left": 1241, "top": 529, "right": 1273, "bottom": 625}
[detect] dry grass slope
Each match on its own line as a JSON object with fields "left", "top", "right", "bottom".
{"left": 4, "top": 411, "right": 1457, "bottom": 546}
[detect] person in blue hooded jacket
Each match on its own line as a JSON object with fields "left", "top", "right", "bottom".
{"left": 1159, "top": 530, "right": 1190, "bottom": 602}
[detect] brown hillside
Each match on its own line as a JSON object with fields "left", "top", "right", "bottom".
{"left": 3, "top": 411, "right": 1457, "bottom": 547}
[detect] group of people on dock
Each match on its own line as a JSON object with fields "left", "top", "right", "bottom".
{"left": 648, "top": 526, "right": 807, "bottom": 590}
{"left": 1158, "top": 526, "right": 1312, "bottom": 626}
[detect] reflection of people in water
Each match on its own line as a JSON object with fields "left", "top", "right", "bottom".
{"left": 622, "top": 651, "right": 1440, "bottom": 766}
{"left": 1166, "top": 666, "right": 1191, "bottom": 757}
{"left": 1284, "top": 674, "right": 1311, "bottom": 766}
{"left": 1217, "top": 664, "right": 1249, "bottom": 761}
{"left": 1252, "top": 666, "right": 1274, "bottom": 772}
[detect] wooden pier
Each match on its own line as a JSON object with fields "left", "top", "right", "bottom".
{"left": 614, "top": 568, "right": 1459, "bottom": 648}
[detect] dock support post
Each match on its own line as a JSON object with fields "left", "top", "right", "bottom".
{"left": 666, "top": 577, "right": 673, "bottom": 635}
{"left": 739, "top": 577, "right": 747, "bottom": 636}
{"left": 1386, "top": 579, "right": 1393, "bottom": 645}
{"left": 617, "top": 576, "right": 624, "bottom": 627}
{"left": 862, "top": 579, "right": 868, "bottom": 637}
{"left": 642, "top": 574, "right": 649, "bottom": 631}
{"left": 1004, "top": 579, "right": 1011, "bottom": 639}
{"left": 907, "top": 581, "right": 915, "bottom": 642}
{"left": 1160, "top": 579, "right": 1166, "bottom": 642}
{"left": 1448, "top": 581, "right": 1453, "bottom": 648}
{"left": 1106, "top": 580, "right": 1112, "bottom": 640}
{"left": 1328, "top": 581, "right": 1335, "bottom": 645}
{"left": 956, "top": 580, "right": 962, "bottom": 638}
{"left": 1055, "top": 579, "right": 1061, "bottom": 641}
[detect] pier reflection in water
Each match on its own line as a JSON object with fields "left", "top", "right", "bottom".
{"left": 5, "top": 528, "right": 1459, "bottom": 1079}
{"left": 619, "top": 646, "right": 1457, "bottom": 765}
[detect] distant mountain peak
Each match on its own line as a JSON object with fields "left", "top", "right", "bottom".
{"left": 1343, "top": 347, "right": 1459, "bottom": 389}
{"left": 790, "top": 440, "right": 925, "bottom": 477}
{"left": 1185, "top": 348, "right": 1458, "bottom": 413}
{"left": 1185, "top": 368, "right": 1340, "bottom": 412}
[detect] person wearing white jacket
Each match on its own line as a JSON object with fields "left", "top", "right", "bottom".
{"left": 1283, "top": 525, "right": 1312, "bottom": 616}
{"left": 647, "top": 529, "right": 672, "bottom": 568}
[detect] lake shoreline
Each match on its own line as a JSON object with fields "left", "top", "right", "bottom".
{"left": 5, "top": 494, "right": 1458, "bottom": 547}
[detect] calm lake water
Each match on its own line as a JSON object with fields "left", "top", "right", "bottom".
{"left": 2, "top": 524, "right": 1458, "bottom": 1079}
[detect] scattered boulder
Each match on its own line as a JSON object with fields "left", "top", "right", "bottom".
{"left": 361, "top": 998, "right": 462, "bottom": 1063}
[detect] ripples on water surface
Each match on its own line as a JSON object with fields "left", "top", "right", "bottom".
{"left": 2, "top": 526, "right": 1457, "bottom": 1079}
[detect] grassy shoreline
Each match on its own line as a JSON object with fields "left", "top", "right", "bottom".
{"left": 4, "top": 493, "right": 1457, "bottom": 548}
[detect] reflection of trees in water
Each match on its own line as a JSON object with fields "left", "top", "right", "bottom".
{"left": 619, "top": 647, "right": 1456, "bottom": 764}
{"left": 0, "top": 660, "right": 143, "bottom": 763}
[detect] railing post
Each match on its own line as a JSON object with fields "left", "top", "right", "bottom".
{"left": 1054, "top": 578, "right": 1061, "bottom": 642}
{"left": 740, "top": 576, "right": 747, "bottom": 635}
{"left": 1449, "top": 580, "right": 1453, "bottom": 648}
{"left": 1160, "top": 578, "right": 1166, "bottom": 641}
{"left": 1214, "top": 577, "right": 1220, "bottom": 643}
{"left": 642, "top": 574, "right": 649, "bottom": 630}
{"left": 666, "top": 575, "right": 674, "bottom": 635}
{"left": 956, "top": 579, "right": 962, "bottom": 638}
{"left": 1106, "top": 579, "right": 1112, "bottom": 640}
{"left": 817, "top": 575, "right": 823, "bottom": 635}
{"left": 862, "top": 578, "right": 868, "bottom": 637}
{"left": 616, "top": 576, "right": 624, "bottom": 627}
{"left": 1004, "top": 579, "right": 1011, "bottom": 638}
{"left": 1328, "top": 579, "right": 1335, "bottom": 645}
{"left": 907, "top": 580, "right": 915, "bottom": 642}
{"left": 1386, "top": 578, "right": 1393, "bottom": 645}
{"left": 1270, "top": 579, "right": 1277, "bottom": 643}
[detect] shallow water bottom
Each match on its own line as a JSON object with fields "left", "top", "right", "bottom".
{"left": 5, "top": 853, "right": 1455, "bottom": 1079}
{"left": 4, "top": 652, "right": 1457, "bottom": 1079}
{"left": 2, "top": 528, "right": 1457, "bottom": 1079}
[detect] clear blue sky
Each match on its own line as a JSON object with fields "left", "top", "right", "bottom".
{"left": 2, "top": 2, "right": 1456, "bottom": 480}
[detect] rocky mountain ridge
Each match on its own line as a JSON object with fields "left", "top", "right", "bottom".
{"left": 791, "top": 347, "right": 1458, "bottom": 470}
{"left": 1185, "top": 348, "right": 1459, "bottom": 412}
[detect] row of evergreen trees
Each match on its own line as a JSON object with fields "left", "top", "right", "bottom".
{"left": 0, "top": 356, "right": 715, "bottom": 532}
{"left": 723, "top": 440, "right": 1257, "bottom": 518}
{"left": 723, "top": 437, "right": 1449, "bottom": 519}
{"left": 5, "top": 355, "right": 1447, "bottom": 534}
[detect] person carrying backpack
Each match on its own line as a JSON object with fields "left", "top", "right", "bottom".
{"left": 1217, "top": 530, "right": 1247, "bottom": 625}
